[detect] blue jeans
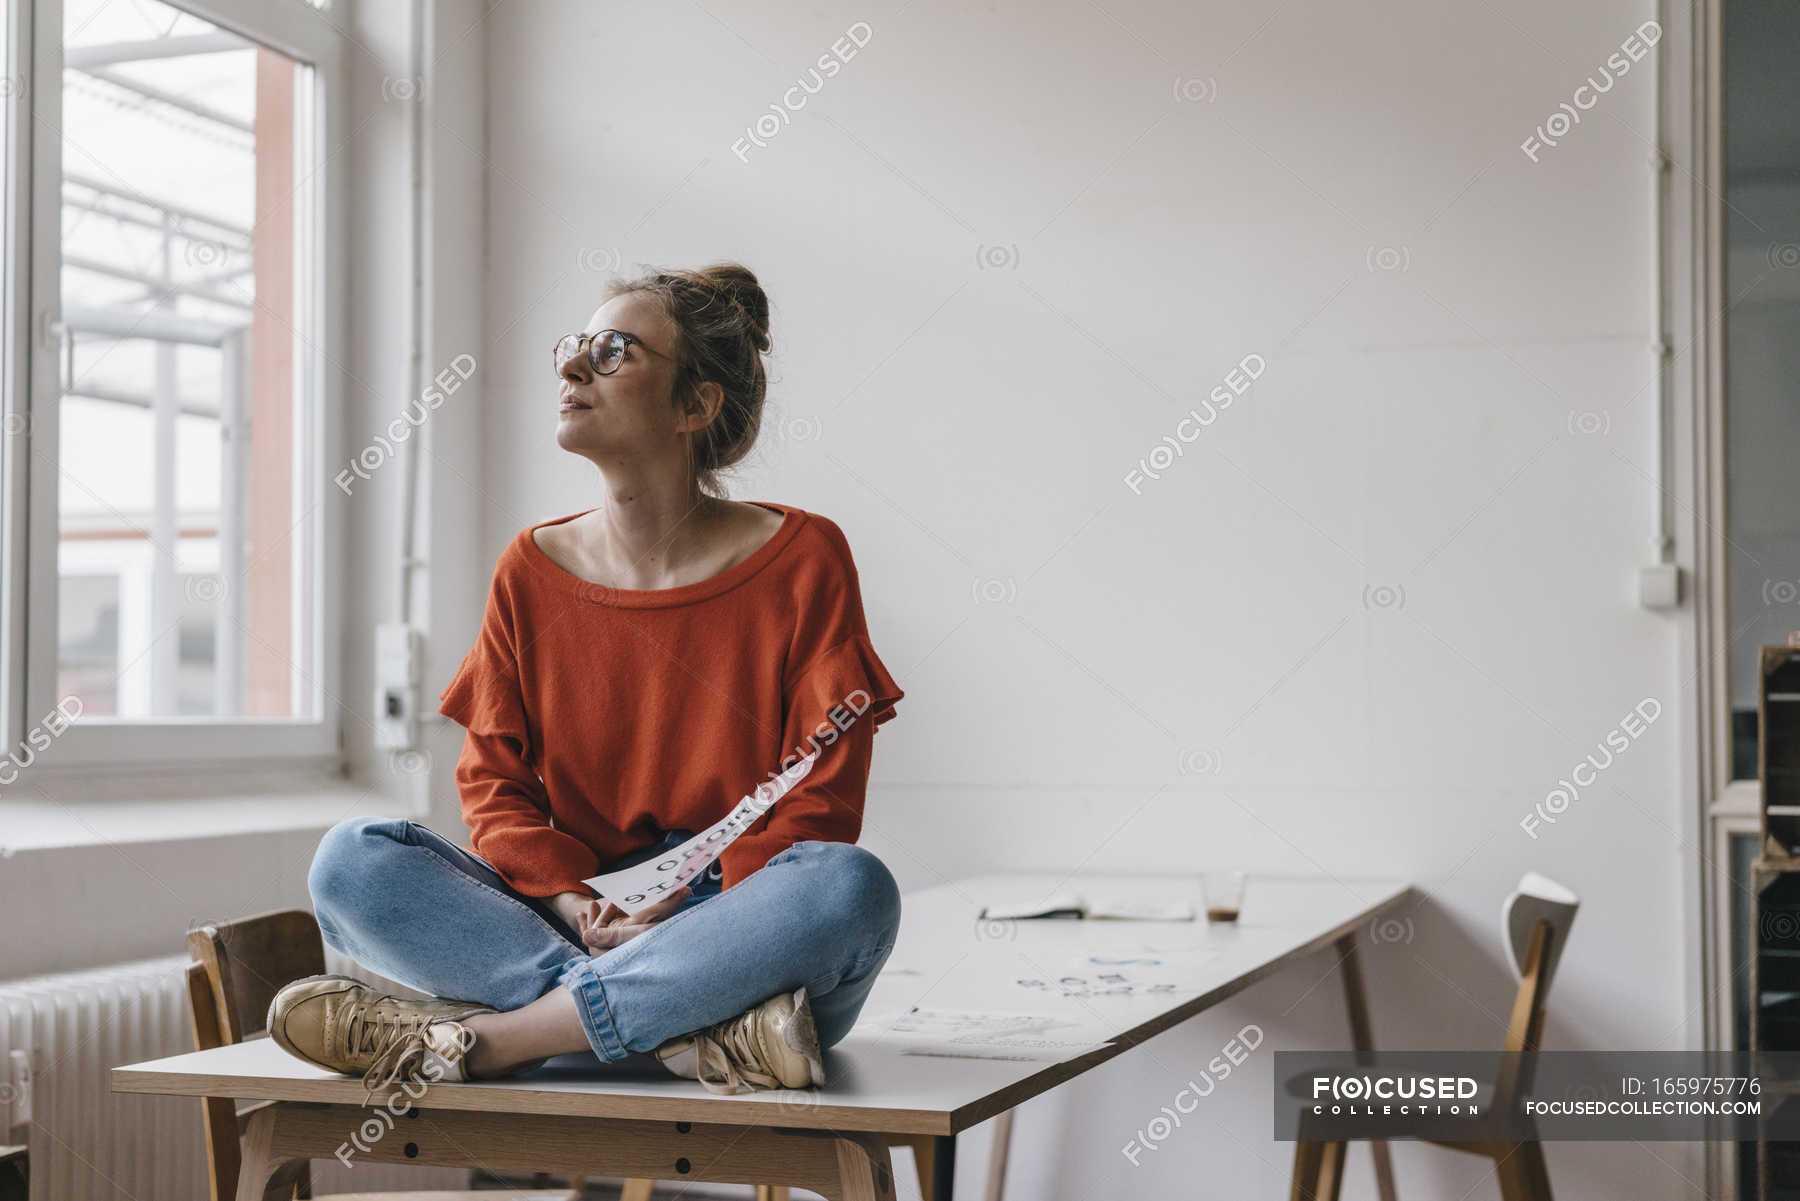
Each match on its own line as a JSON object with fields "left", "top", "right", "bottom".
{"left": 307, "top": 817, "right": 902, "bottom": 1065}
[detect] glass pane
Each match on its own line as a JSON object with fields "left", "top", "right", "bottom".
{"left": 0, "top": 0, "right": 8, "bottom": 587}
{"left": 1723, "top": 0, "right": 1800, "bottom": 779}
{"left": 57, "top": 0, "right": 314, "bottom": 720}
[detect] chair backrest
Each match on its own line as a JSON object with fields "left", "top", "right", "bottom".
{"left": 1503, "top": 872, "right": 1580, "bottom": 1000}
{"left": 1493, "top": 873, "right": 1579, "bottom": 1112}
{"left": 186, "top": 908, "right": 325, "bottom": 1044}
{"left": 185, "top": 909, "right": 324, "bottom": 1201}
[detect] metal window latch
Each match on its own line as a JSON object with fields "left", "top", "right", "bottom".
{"left": 38, "top": 310, "right": 71, "bottom": 390}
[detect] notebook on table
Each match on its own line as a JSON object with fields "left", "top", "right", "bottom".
{"left": 977, "top": 890, "right": 1196, "bottom": 922}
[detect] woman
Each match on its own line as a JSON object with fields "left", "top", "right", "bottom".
{"left": 267, "top": 263, "right": 905, "bottom": 1098}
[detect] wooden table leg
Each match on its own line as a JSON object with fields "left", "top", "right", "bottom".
{"left": 1336, "top": 932, "right": 1398, "bottom": 1201}
{"left": 1289, "top": 1135, "right": 1323, "bottom": 1201}
{"left": 931, "top": 1133, "right": 955, "bottom": 1201}
{"left": 1494, "top": 1141, "right": 1553, "bottom": 1201}
{"left": 231, "top": 1100, "right": 894, "bottom": 1201}
{"left": 836, "top": 1132, "right": 899, "bottom": 1201}
{"left": 900, "top": 1136, "right": 934, "bottom": 1200}
{"left": 1315, "top": 1139, "right": 1347, "bottom": 1201}
{"left": 983, "top": 1110, "right": 1013, "bottom": 1201}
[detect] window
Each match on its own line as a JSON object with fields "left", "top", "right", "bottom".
{"left": 0, "top": 0, "right": 18, "bottom": 747}
{"left": 1722, "top": 0, "right": 1800, "bottom": 783}
{"left": 12, "top": 0, "right": 344, "bottom": 767}
{"left": 1704, "top": 3, "right": 1800, "bottom": 1191}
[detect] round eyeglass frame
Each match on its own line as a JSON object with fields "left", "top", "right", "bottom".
{"left": 552, "top": 328, "right": 677, "bottom": 376}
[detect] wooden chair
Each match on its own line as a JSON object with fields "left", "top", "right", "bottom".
{"left": 0, "top": 1143, "right": 25, "bottom": 1201}
{"left": 185, "top": 908, "right": 608, "bottom": 1201}
{"left": 1289, "top": 872, "right": 1579, "bottom": 1201}
{"left": 754, "top": 1133, "right": 949, "bottom": 1201}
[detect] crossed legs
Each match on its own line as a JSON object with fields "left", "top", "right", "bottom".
{"left": 306, "top": 816, "right": 902, "bottom": 1073}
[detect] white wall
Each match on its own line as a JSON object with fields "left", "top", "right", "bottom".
{"left": 0, "top": 0, "right": 1708, "bottom": 1196}
{"left": 468, "top": 0, "right": 1703, "bottom": 1197}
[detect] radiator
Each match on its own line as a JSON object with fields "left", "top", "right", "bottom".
{"left": 0, "top": 950, "right": 470, "bottom": 1201}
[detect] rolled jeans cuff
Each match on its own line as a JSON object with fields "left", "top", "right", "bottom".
{"left": 556, "top": 959, "right": 629, "bottom": 1061}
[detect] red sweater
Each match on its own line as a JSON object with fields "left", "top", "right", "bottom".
{"left": 438, "top": 502, "right": 903, "bottom": 895}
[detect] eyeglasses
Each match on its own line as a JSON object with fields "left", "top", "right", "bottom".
{"left": 552, "top": 329, "right": 676, "bottom": 376}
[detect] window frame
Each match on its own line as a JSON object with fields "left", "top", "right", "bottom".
{"left": 10, "top": 0, "right": 346, "bottom": 770}
{"left": 1, "top": 0, "right": 30, "bottom": 768}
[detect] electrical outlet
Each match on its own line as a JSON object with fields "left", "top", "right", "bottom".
{"left": 373, "top": 622, "right": 419, "bottom": 750}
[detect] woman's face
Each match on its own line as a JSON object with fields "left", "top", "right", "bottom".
{"left": 554, "top": 292, "right": 692, "bottom": 460}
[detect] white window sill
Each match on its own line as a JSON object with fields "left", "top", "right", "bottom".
{"left": 0, "top": 767, "right": 416, "bottom": 855}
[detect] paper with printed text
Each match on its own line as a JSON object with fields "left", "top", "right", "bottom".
{"left": 583, "top": 750, "right": 819, "bottom": 915}
{"left": 854, "top": 1007, "right": 1114, "bottom": 1062}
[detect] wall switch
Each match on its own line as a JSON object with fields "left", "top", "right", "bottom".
{"left": 1639, "top": 563, "right": 1681, "bottom": 610}
{"left": 373, "top": 622, "right": 419, "bottom": 749}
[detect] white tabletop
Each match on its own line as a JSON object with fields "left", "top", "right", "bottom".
{"left": 112, "top": 872, "right": 1412, "bottom": 1135}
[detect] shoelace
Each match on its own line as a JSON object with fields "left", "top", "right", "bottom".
{"left": 344, "top": 1004, "right": 452, "bottom": 1103}
{"left": 360, "top": 1029, "right": 434, "bottom": 1104}
{"left": 690, "top": 1010, "right": 782, "bottom": 1095}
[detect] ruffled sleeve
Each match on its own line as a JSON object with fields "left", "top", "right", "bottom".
{"left": 438, "top": 619, "right": 529, "bottom": 742}
{"left": 716, "top": 634, "right": 904, "bottom": 889}
{"left": 716, "top": 520, "right": 905, "bottom": 888}
{"left": 781, "top": 632, "right": 905, "bottom": 741}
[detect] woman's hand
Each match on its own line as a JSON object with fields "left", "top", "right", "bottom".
{"left": 548, "top": 890, "right": 600, "bottom": 936}
{"left": 581, "top": 886, "right": 692, "bottom": 951}
{"left": 549, "top": 887, "right": 692, "bottom": 952}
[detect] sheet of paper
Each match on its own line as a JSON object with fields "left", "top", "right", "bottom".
{"left": 1010, "top": 946, "right": 1222, "bottom": 999}
{"left": 878, "top": 1008, "right": 1059, "bottom": 1038}
{"left": 1014, "top": 971, "right": 1197, "bottom": 999}
{"left": 583, "top": 750, "right": 818, "bottom": 915}
{"left": 855, "top": 1007, "right": 1114, "bottom": 1063}
{"left": 898, "top": 1034, "right": 1113, "bottom": 1062}
{"left": 1065, "top": 946, "right": 1219, "bottom": 974}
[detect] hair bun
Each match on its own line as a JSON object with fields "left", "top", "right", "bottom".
{"left": 602, "top": 261, "right": 773, "bottom": 500}
{"left": 696, "top": 262, "right": 771, "bottom": 353}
